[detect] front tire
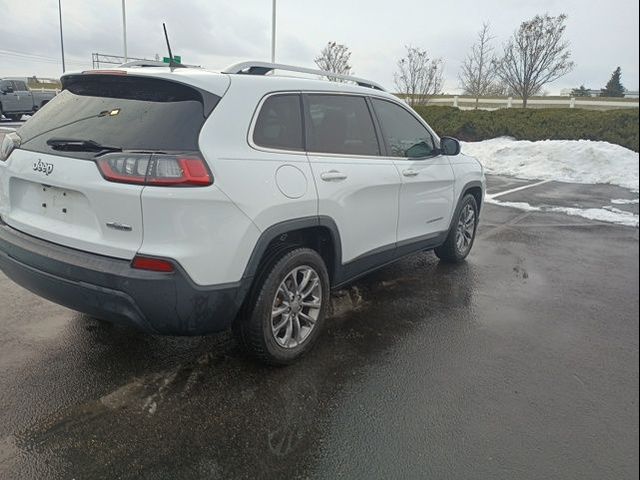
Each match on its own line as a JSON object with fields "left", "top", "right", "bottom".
{"left": 8, "top": 114, "right": 22, "bottom": 122}
{"left": 435, "top": 194, "right": 479, "bottom": 263}
{"left": 234, "top": 248, "right": 330, "bottom": 365}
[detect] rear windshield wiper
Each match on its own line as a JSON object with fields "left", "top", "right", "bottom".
{"left": 46, "top": 138, "right": 122, "bottom": 155}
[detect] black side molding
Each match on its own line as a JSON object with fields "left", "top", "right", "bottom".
{"left": 237, "top": 215, "right": 447, "bottom": 292}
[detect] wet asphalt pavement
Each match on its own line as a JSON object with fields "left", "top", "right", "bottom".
{"left": 0, "top": 175, "right": 638, "bottom": 480}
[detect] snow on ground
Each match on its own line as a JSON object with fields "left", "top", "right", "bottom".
{"left": 462, "top": 137, "right": 639, "bottom": 227}
{"left": 462, "top": 137, "right": 639, "bottom": 192}
{"left": 487, "top": 200, "right": 639, "bottom": 228}
{"left": 611, "top": 198, "right": 639, "bottom": 205}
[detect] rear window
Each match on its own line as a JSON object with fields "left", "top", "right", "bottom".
{"left": 17, "top": 75, "right": 220, "bottom": 159}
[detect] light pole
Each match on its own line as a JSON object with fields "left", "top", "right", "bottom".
{"left": 271, "top": 0, "right": 276, "bottom": 63}
{"left": 122, "top": 0, "right": 128, "bottom": 62}
{"left": 58, "top": 0, "right": 66, "bottom": 72}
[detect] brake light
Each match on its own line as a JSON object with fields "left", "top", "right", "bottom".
{"left": 131, "top": 255, "right": 175, "bottom": 272}
{"left": 96, "top": 152, "right": 213, "bottom": 186}
{"left": 146, "top": 157, "right": 212, "bottom": 186}
{"left": 82, "top": 70, "right": 127, "bottom": 75}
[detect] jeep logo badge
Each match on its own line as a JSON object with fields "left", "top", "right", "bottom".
{"left": 33, "top": 159, "right": 54, "bottom": 176}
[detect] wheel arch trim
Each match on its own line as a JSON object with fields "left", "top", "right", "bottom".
{"left": 448, "top": 180, "right": 484, "bottom": 232}
{"left": 240, "top": 215, "right": 342, "bottom": 285}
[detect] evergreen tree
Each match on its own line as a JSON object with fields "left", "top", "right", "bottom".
{"left": 600, "top": 67, "right": 625, "bottom": 97}
{"left": 571, "top": 85, "right": 591, "bottom": 97}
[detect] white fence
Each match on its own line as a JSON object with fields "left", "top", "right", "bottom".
{"left": 420, "top": 96, "right": 639, "bottom": 110}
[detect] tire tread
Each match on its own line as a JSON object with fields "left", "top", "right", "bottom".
{"left": 435, "top": 194, "right": 478, "bottom": 263}
{"left": 234, "top": 247, "right": 328, "bottom": 365}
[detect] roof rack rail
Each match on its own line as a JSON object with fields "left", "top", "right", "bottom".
{"left": 222, "top": 61, "right": 386, "bottom": 91}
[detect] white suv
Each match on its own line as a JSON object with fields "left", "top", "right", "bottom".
{"left": 0, "top": 61, "right": 485, "bottom": 364}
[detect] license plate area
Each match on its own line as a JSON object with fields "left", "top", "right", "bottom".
{"left": 10, "top": 178, "right": 95, "bottom": 227}
{"left": 39, "top": 184, "right": 72, "bottom": 219}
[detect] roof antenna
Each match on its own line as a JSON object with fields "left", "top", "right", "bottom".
{"left": 162, "top": 23, "right": 184, "bottom": 70}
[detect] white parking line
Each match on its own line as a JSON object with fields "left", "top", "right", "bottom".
{"left": 488, "top": 179, "right": 553, "bottom": 200}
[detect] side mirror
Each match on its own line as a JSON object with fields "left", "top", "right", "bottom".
{"left": 440, "top": 136, "right": 461, "bottom": 156}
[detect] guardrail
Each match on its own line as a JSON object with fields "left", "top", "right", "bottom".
{"left": 410, "top": 96, "right": 640, "bottom": 110}
{"left": 29, "top": 88, "right": 61, "bottom": 93}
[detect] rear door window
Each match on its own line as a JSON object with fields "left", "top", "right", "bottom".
{"left": 17, "top": 75, "right": 220, "bottom": 159}
{"left": 253, "top": 94, "right": 303, "bottom": 151}
{"left": 371, "top": 98, "right": 436, "bottom": 158}
{"left": 305, "top": 94, "right": 380, "bottom": 156}
{"left": 13, "top": 81, "right": 28, "bottom": 91}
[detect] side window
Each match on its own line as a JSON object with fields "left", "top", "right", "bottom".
{"left": 371, "top": 98, "right": 436, "bottom": 158}
{"left": 306, "top": 94, "right": 380, "bottom": 156}
{"left": 0, "top": 80, "right": 12, "bottom": 91}
{"left": 13, "top": 81, "right": 28, "bottom": 91}
{"left": 253, "top": 94, "right": 303, "bottom": 151}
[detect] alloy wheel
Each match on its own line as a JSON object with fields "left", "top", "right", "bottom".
{"left": 455, "top": 203, "right": 475, "bottom": 254}
{"left": 271, "top": 265, "right": 322, "bottom": 349}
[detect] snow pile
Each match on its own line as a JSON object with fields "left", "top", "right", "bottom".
{"left": 462, "top": 137, "right": 639, "bottom": 192}
{"left": 461, "top": 137, "right": 639, "bottom": 227}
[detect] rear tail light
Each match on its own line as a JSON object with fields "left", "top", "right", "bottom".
{"left": 131, "top": 255, "right": 175, "bottom": 272}
{"left": 0, "top": 131, "right": 21, "bottom": 162}
{"left": 96, "top": 152, "right": 212, "bottom": 186}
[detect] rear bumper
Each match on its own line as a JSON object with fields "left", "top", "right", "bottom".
{"left": 0, "top": 221, "right": 243, "bottom": 335}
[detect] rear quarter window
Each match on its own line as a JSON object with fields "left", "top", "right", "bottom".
{"left": 252, "top": 94, "right": 303, "bottom": 151}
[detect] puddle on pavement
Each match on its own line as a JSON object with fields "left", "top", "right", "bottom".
{"left": 8, "top": 251, "right": 490, "bottom": 479}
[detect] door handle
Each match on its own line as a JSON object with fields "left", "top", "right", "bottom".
{"left": 402, "top": 168, "right": 419, "bottom": 177}
{"left": 320, "top": 170, "right": 348, "bottom": 181}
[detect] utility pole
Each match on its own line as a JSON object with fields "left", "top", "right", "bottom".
{"left": 271, "top": 0, "right": 276, "bottom": 63}
{"left": 58, "top": 0, "right": 66, "bottom": 72}
{"left": 122, "top": 0, "right": 128, "bottom": 62}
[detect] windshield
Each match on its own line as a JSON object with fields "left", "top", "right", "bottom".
{"left": 17, "top": 75, "right": 220, "bottom": 159}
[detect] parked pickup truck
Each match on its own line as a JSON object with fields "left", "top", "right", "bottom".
{"left": 0, "top": 78, "right": 56, "bottom": 121}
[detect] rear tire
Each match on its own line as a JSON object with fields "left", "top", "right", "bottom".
{"left": 435, "top": 194, "right": 479, "bottom": 263}
{"left": 233, "top": 248, "right": 330, "bottom": 365}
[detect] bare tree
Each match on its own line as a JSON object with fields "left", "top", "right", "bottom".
{"left": 459, "top": 23, "right": 497, "bottom": 109}
{"left": 394, "top": 46, "right": 443, "bottom": 106}
{"left": 494, "top": 13, "right": 575, "bottom": 107}
{"left": 314, "top": 42, "right": 353, "bottom": 81}
{"left": 486, "top": 80, "right": 514, "bottom": 97}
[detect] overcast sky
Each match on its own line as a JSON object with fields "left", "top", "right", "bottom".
{"left": 1, "top": 0, "right": 638, "bottom": 93}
